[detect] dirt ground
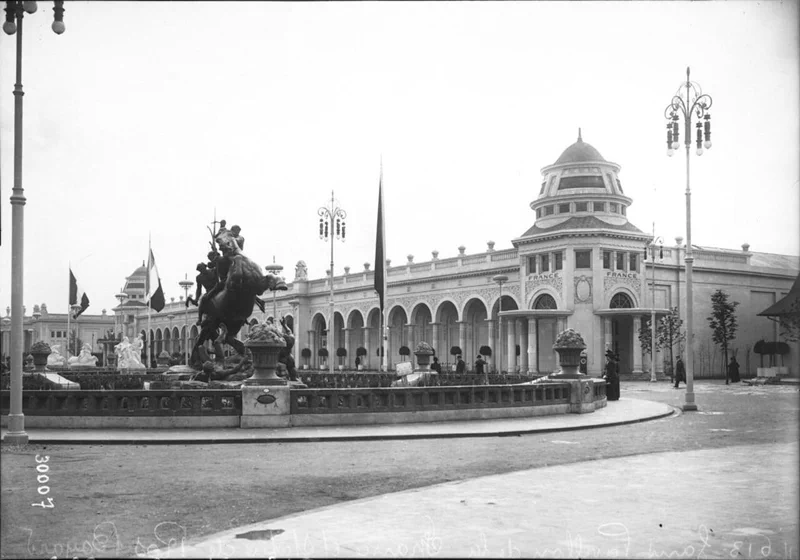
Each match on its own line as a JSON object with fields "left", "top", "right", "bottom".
{"left": 1, "top": 381, "right": 798, "bottom": 559}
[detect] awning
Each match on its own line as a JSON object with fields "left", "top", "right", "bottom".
{"left": 758, "top": 274, "right": 800, "bottom": 317}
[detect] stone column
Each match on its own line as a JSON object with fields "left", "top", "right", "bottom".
{"left": 528, "top": 319, "right": 538, "bottom": 374}
{"left": 386, "top": 326, "right": 393, "bottom": 370}
{"left": 557, "top": 317, "right": 567, "bottom": 334}
{"left": 632, "top": 315, "right": 643, "bottom": 374}
{"left": 362, "top": 326, "right": 371, "bottom": 369}
{"left": 344, "top": 328, "right": 352, "bottom": 369}
{"left": 458, "top": 322, "right": 467, "bottom": 360}
{"left": 604, "top": 317, "right": 613, "bottom": 352}
{"left": 507, "top": 318, "right": 517, "bottom": 373}
{"left": 406, "top": 324, "right": 415, "bottom": 350}
{"left": 485, "top": 319, "right": 495, "bottom": 372}
{"left": 308, "top": 330, "right": 316, "bottom": 369}
{"left": 518, "top": 319, "right": 528, "bottom": 373}
{"left": 431, "top": 323, "right": 440, "bottom": 356}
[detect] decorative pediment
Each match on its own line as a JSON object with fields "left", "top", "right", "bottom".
{"left": 603, "top": 271, "right": 642, "bottom": 296}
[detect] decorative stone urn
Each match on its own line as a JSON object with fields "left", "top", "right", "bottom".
{"left": 243, "top": 322, "right": 287, "bottom": 386}
{"left": 414, "top": 341, "right": 435, "bottom": 372}
{"left": 552, "top": 328, "right": 588, "bottom": 379}
{"left": 157, "top": 350, "right": 171, "bottom": 367}
{"left": 29, "top": 341, "right": 52, "bottom": 372}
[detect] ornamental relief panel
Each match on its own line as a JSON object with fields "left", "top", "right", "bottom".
{"left": 574, "top": 275, "right": 593, "bottom": 304}
{"left": 603, "top": 271, "right": 642, "bottom": 297}
{"left": 525, "top": 273, "right": 563, "bottom": 300}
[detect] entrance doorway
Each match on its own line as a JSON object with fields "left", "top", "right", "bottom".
{"left": 611, "top": 316, "right": 633, "bottom": 375}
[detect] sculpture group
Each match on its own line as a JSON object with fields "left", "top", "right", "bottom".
{"left": 185, "top": 219, "right": 287, "bottom": 377}
{"left": 114, "top": 335, "right": 145, "bottom": 370}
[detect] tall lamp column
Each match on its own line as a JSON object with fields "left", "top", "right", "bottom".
{"left": 492, "top": 274, "right": 508, "bottom": 374}
{"left": 645, "top": 233, "right": 663, "bottom": 383}
{"left": 264, "top": 257, "right": 284, "bottom": 321}
{"left": 318, "top": 191, "right": 347, "bottom": 376}
{"left": 664, "top": 66, "right": 713, "bottom": 412}
{"left": 179, "top": 276, "right": 193, "bottom": 365}
{"left": 3, "top": 0, "right": 66, "bottom": 446}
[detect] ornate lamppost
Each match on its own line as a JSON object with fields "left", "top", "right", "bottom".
{"left": 318, "top": 191, "right": 346, "bottom": 375}
{"left": 114, "top": 290, "right": 127, "bottom": 338}
{"left": 664, "top": 66, "right": 713, "bottom": 412}
{"left": 179, "top": 275, "right": 193, "bottom": 365}
{"left": 492, "top": 274, "right": 508, "bottom": 373}
{"left": 645, "top": 231, "right": 663, "bottom": 383}
{"left": 3, "top": 0, "right": 65, "bottom": 445}
{"left": 264, "top": 257, "right": 284, "bottom": 321}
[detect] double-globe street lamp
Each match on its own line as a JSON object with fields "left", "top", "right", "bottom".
{"left": 3, "top": 0, "right": 66, "bottom": 446}
{"left": 664, "top": 66, "right": 713, "bottom": 412}
{"left": 264, "top": 257, "right": 284, "bottom": 322}
{"left": 179, "top": 276, "right": 193, "bottom": 365}
{"left": 318, "top": 192, "right": 346, "bottom": 375}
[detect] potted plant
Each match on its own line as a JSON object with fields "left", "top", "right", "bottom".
{"left": 399, "top": 345, "right": 410, "bottom": 361}
{"left": 243, "top": 320, "right": 287, "bottom": 386}
{"left": 318, "top": 347, "right": 329, "bottom": 369}
{"left": 29, "top": 341, "right": 52, "bottom": 372}
{"left": 356, "top": 346, "right": 367, "bottom": 370}
{"left": 552, "top": 328, "right": 587, "bottom": 378}
{"left": 479, "top": 345, "right": 492, "bottom": 357}
{"left": 301, "top": 348, "right": 311, "bottom": 369}
{"left": 336, "top": 347, "right": 347, "bottom": 371}
{"left": 414, "top": 341, "right": 434, "bottom": 371}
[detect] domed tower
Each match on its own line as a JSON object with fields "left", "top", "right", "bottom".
{"left": 513, "top": 130, "right": 655, "bottom": 378}
{"left": 531, "top": 129, "right": 633, "bottom": 227}
{"left": 122, "top": 262, "right": 148, "bottom": 302}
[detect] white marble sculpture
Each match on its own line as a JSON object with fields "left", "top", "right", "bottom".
{"left": 115, "top": 335, "right": 145, "bottom": 370}
{"left": 46, "top": 344, "right": 67, "bottom": 366}
{"left": 68, "top": 343, "right": 98, "bottom": 367}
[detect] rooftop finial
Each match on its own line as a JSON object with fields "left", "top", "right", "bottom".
{"left": 578, "top": 127, "right": 582, "bottom": 142}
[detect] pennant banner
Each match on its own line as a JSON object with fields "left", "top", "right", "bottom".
{"left": 147, "top": 248, "right": 166, "bottom": 312}
{"left": 69, "top": 268, "right": 90, "bottom": 318}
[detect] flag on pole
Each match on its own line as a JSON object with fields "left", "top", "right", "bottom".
{"left": 374, "top": 171, "right": 387, "bottom": 312}
{"left": 69, "top": 268, "right": 90, "bottom": 318}
{"left": 147, "top": 248, "right": 166, "bottom": 312}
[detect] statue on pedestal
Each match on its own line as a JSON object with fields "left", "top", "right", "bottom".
{"left": 47, "top": 345, "right": 67, "bottom": 367}
{"left": 68, "top": 343, "right": 98, "bottom": 367}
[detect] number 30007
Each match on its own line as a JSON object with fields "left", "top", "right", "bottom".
{"left": 31, "top": 455, "right": 54, "bottom": 508}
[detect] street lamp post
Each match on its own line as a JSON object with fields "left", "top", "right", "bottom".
{"left": 179, "top": 275, "right": 193, "bottom": 365}
{"left": 645, "top": 232, "right": 664, "bottom": 383}
{"left": 264, "top": 257, "right": 284, "bottom": 321}
{"left": 318, "top": 191, "right": 347, "bottom": 376}
{"left": 2, "top": 0, "right": 66, "bottom": 446}
{"left": 114, "top": 291, "right": 127, "bottom": 339}
{"left": 492, "top": 274, "right": 508, "bottom": 374}
{"left": 664, "top": 66, "right": 713, "bottom": 412}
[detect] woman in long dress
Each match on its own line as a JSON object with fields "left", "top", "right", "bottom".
{"left": 603, "top": 350, "right": 620, "bottom": 401}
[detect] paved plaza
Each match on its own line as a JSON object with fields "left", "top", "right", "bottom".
{"left": 1, "top": 380, "right": 798, "bottom": 559}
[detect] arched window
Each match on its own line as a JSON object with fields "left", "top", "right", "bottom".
{"left": 534, "top": 294, "right": 558, "bottom": 310}
{"left": 610, "top": 293, "right": 633, "bottom": 308}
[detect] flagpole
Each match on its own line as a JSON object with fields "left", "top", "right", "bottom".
{"left": 147, "top": 235, "right": 152, "bottom": 369}
{"left": 66, "top": 264, "right": 72, "bottom": 358}
{"left": 380, "top": 159, "right": 388, "bottom": 373}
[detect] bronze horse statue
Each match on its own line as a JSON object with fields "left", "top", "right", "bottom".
{"left": 190, "top": 229, "right": 287, "bottom": 371}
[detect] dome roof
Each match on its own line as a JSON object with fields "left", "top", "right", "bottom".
{"left": 554, "top": 129, "right": 607, "bottom": 165}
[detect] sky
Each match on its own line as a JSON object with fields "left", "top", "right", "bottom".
{"left": 1, "top": 1, "right": 798, "bottom": 316}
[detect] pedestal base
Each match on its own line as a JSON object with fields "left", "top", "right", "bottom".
{"left": 242, "top": 377, "right": 288, "bottom": 387}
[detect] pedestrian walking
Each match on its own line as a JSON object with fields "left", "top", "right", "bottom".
{"left": 455, "top": 355, "right": 466, "bottom": 374}
{"left": 430, "top": 356, "right": 442, "bottom": 374}
{"left": 727, "top": 356, "right": 741, "bottom": 383}
{"left": 674, "top": 357, "right": 686, "bottom": 388}
{"left": 603, "top": 350, "right": 620, "bottom": 401}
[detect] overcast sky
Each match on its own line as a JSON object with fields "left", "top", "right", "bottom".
{"left": 1, "top": 1, "right": 798, "bottom": 315}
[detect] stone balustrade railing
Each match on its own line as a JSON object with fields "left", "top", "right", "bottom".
{"left": 290, "top": 383, "right": 571, "bottom": 415}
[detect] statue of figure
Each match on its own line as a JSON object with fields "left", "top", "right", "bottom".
{"left": 129, "top": 335, "right": 145, "bottom": 369}
{"left": 278, "top": 316, "right": 297, "bottom": 381}
{"left": 115, "top": 337, "right": 131, "bottom": 368}
{"left": 188, "top": 223, "right": 287, "bottom": 369}
{"left": 47, "top": 344, "right": 67, "bottom": 366}
{"left": 230, "top": 225, "right": 245, "bottom": 251}
{"left": 187, "top": 260, "right": 219, "bottom": 325}
{"left": 69, "top": 343, "right": 98, "bottom": 367}
{"left": 295, "top": 260, "right": 308, "bottom": 281}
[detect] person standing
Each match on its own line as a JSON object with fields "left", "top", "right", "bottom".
{"left": 430, "top": 357, "right": 442, "bottom": 374}
{"left": 674, "top": 357, "right": 686, "bottom": 388}
{"left": 455, "top": 355, "right": 466, "bottom": 374}
{"left": 603, "top": 350, "right": 620, "bottom": 401}
{"left": 474, "top": 354, "right": 486, "bottom": 375}
{"left": 727, "top": 356, "right": 741, "bottom": 383}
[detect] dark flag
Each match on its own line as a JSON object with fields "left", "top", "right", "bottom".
{"left": 69, "top": 268, "right": 90, "bottom": 318}
{"left": 374, "top": 175, "right": 386, "bottom": 312}
{"left": 147, "top": 248, "right": 166, "bottom": 312}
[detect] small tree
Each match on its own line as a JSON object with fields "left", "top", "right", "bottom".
{"left": 317, "top": 348, "right": 328, "bottom": 367}
{"left": 479, "top": 345, "right": 492, "bottom": 357}
{"left": 450, "top": 346, "right": 462, "bottom": 359}
{"left": 657, "top": 307, "right": 685, "bottom": 375}
{"left": 707, "top": 289, "right": 739, "bottom": 383}
{"left": 336, "top": 347, "right": 347, "bottom": 367}
{"left": 398, "top": 346, "right": 410, "bottom": 361}
{"left": 637, "top": 315, "right": 657, "bottom": 359}
{"left": 356, "top": 346, "right": 367, "bottom": 357}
